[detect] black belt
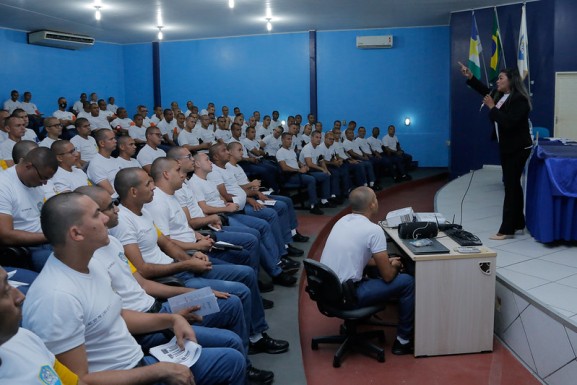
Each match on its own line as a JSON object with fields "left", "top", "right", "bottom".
{"left": 147, "top": 299, "right": 163, "bottom": 313}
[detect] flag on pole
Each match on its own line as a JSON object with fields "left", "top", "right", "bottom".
{"left": 468, "top": 12, "right": 482, "bottom": 80}
{"left": 489, "top": 9, "right": 502, "bottom": 82}
{"left": 517, "top": 4, "right": 529, "bottom": 80}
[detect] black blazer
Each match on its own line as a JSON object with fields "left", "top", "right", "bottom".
{"left": 466, "top": 76, "right": 532, "bottom": 154}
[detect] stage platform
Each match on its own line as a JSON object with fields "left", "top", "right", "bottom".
{"left": 436, "top": 166, "right": 577, "bottom": 384}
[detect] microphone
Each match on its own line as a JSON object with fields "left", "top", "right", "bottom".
{"left": 479, "top": 85, "right": 498, "bottom": 111}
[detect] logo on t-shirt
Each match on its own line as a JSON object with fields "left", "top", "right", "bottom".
{"left": 39, "top": 365, "right": 62, "bottom": 385}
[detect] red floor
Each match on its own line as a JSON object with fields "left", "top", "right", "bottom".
{"left": 297, "top": 175, "right": 541, "bottom": 385}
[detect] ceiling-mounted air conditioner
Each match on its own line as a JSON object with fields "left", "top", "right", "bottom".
{"left": 28, "top": 30, "right": 95, "bottom": 50}
{"left": 356, "top": 35, "right": 393, "bottom": 49}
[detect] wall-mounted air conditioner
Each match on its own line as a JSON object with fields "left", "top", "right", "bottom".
{"left": 28, "top": 30, "right": 95, "bottom": 50}
{"left": 356, "top": 35, "right": 393, "bottom": 49}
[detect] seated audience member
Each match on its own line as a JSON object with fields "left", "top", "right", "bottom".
{"left": 320, "top": 186, "right": 415, "bottom": 355}
{"left": 136, "top": 126, "right": 166, "bottom": 174}
{"left": 150, "top": 105, "right": 164, "bottom": 126}
{"left": 86, "top": 103, "right": 111, "bottom": 130}
{"left": 209, "top": 143, "right": 303, "bottom": 259}
{"left": 76, "top": 101, "right": 92, "bottom": 120}
{"left": 3, "top": 90, "right": 22, "bottom": 114}
{"left": 116, "top": 136, "right": 142, "bottom": 169}
{"left": 256, "top": 115, "right": 272, "bottom": 139}
{"left": 71, "top": 93, "right": 87, "bottom": 115}
{"left": 156, "top": 108, "right": 178, "bottom": 146}
{"left": 23, "top": 192, "right": 245, "bottom": 385}
{"left": 77, "top": 185, "right": 274, "bottom": 385}
{"left": 0, "top": 116, "right": 26, "bottom": 168}
{"left": 178, "top": 114, "right": 205, "bottom": 152}
{"left": 137, "top": 105, "right": 153, "bottom": 128}
{"left": 20, "top": 91, "right": 43, "bottom": 132}
{"left": 298, "top": 131, "right": 335, "bottom": 205}
{"left": 276, "top": 132, "right": 327, "bottom": 215}
{"left": 369, "top": 126, "right": 411, "bottom": 182}
{"left": 0, "top": 147, "right": 57, "bottom": 271}
{"left": 318, "top": 131, "right": 351, "bottom": 200}
{"left": 89, "top": 92, "right": 98, "bottom": 105}
{"left": 0, "top": 110, "right": 10, "bottom": 144}
{"left": 355, "top": 126, "right": 396, "bottom": 181}
{"left": 343, "top": 128, "right": 381, "bottom": 190}
{"left": 0, "top": 266, "right": 82, "bottom": 384}
{"left": 174, "top": 112, "right": 186, "bottom": 140}
{"left": 184, "top": 100, "right": 194, "bottom": 117}
{"left": 171, "top": 101, "right": 182, "bottom": 116}
{"left": 191, "top": 152, "right": 298, "bottom": 287}
{"left": 298, "top": 124, "right": 312, "bottom": 149}
{"left": 270, "top": 110, "right": 281, "bottom": 130}
{"left": 110, "top": 107, "right": 133, "bottom": 135}
{"left": 383, "top": 124, "right": 414, "bottom": 173}
{"left": 38, "top": 118, "right": 63, "bottom": 148}
{"left": 331, "top": 126, "right": 375, "bottom": 189}
{"left": 221, "top": 105, "right": 233, "bottom": 128}
{"left": 110, "top": 167, "right": 290, "bottom": 355}
{"left": 70, "top": 118, "right": 98, "bottom": 166}
{"left": 107, "top": 96, "right": 118, "bottom": 113}
{"left": 193, "top": 110, "right": 217, "bottom": 152}
{"left": 87, "top": 129, "right": 122, "bottom": 197}
{"left": 128, "top": 113, "right": 147, "bottom": 144}
{"left": 226, "top": 141, "right": 309, "bottom": 244}
{"left": 53, "top": 97, "right": 76, "bottom": 139}
{"left": 260, "top": 126, "right": 283, "bottom": 157}
{"left": 51, "top": 140, "right": 89, "bottom": 194}
{"left": 97, "top": 99, "right": 116, "bottom": 123}
{"left": 11, "top": 109, "right": 38, "bottom": 143}
{"left": 215, "top": 115, "right": 232, "bottom": 142}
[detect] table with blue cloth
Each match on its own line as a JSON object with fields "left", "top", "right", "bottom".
{"left": 526, "top": 140, "right": 577, "bottom": 243}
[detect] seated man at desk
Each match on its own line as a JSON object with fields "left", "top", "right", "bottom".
{"left": 320, "top": 186, "right": 415, "bottom": 355}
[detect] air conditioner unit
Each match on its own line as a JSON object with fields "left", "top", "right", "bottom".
{"left": 356, "top": 35, "right": 393, "bottom": 49}
{"left": 28, "top": 30, "right": 95, "bottom": 50}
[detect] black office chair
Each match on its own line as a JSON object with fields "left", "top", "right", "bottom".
{"left": 303, "top": 259, "right": 387, "bottom": 367}
{"left": 0, "top": 246, "right": 33, "bottom": 270}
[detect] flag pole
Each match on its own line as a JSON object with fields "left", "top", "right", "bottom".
{"left": 494, "top": 7, "right": 507, "bottom": 68}
{"left": 474, "top": 12, "right": 490, "bottom": 85}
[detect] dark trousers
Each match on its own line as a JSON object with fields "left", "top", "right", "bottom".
{"left": 499, "top": 148, "right": 532, "bottom": 235}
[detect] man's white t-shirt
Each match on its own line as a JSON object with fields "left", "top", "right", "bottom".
{"left": 177, "top": 130, "right": 200, "bottom": 147}
{"left": 0, "top": 327, "right": 63, "bottom": 384}
{"left": 190, "top": 174, "right": 226, "bottom": 208}
{"left": 22, "top": 254, "right": 144, "bottom": 372}
{"left": 215, "top": 128, "right": 231, "bottom": 142}
{"left": 383, "top": 135, "right": 399, "bottom": 151}
{"left": 261, "top": 134, "right": 281, "bottom": 156}
{"left": 276, "top": 147, "right": 299, "bottom": 169}
{"left": 87, "top": 153, "right": 122, "bottom": 192}
{"left": 317, "top": 142, "right": 336, "bottom": 162}
{"left": 157, "top": 119, "right": 178, "bottom": 136}
{"left": 128, "top": 125, "right": 147, "bottom": 142}
{"left": 241, "top": 138, "right": 262, "bottom": 159}
{"left": 52, "top": 166, "right": 90, "bottom": 194}
{"left": 53, "top": 109, "right": 76, "bottom": 130}
{"left": 207, "top": 165, "right": 247, "bottom": 209}
{"left": 39, "top": 137, "right": 57, "bottom": 149}
{"left": 86, "top": 114, "right": 112, "bottom": 131}
{"left": 355, "top": 137, "right": 372, "bottom": 155}
{"left": 93, "top": 235, "right": 155, "bottom": 312}
{"left": 0, "top": 167, "right": 44, "bottom": 232}
{"left": 70, "top": 135, "right": 98, "bottom": 163}
{"left": 367, "top": 136, "right": 384, "bottom": 153}
{"left": 0, "top": 138, "right": 17, "bottom": 161}
{"left": 136, "top": 145, "right": 166, "bottom": 168}
{"left": 343, "top": 139, "right": 363, "bottom": 157}
{"left": 175, "top": 179, "right": 206, "bottom": 219}
{"left": 145, "top": 188, "right": 197, "bottom": 243}
{"left": 116, "top": 156, "right": 142, "bottom": 170}
{"left": 110, "top": 118, "right": 134, "bottom": 131}
{"left": 320, "top": 214, "right": 387, "bottom": 283}
{"left": 110, "top": 205, "right": 174, "bottom": 266}
{"left": 299, "top": 142, "right": 321, "bottom": 165}
{"left": 3, "top": 99, "right": 22, "bottom": 114}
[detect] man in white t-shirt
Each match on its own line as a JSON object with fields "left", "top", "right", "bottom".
{"left": 51, "top": 139, "right": 90, "bottom": 194}
{"left": 110, "top": 107, "right": 133, "bottom": 136}
{"left": 116, "top": 136, "right": 142, "bottom": 169}
{"left": 192, "top": 112, "right": 216, "bottom": 152}
{"left": 0, "top": 147, "right": 57, "bottom": 270}
{"left": 320, "top": 186, "right": 415, "bottom": 355}
{"left": 260, "top": 126, "right": 283, "bottom": 157}
{"left": 23, "top": 192, "right": 244, "bottom": 385}
{"left": 270, "top": 110, "right": 281, "bottom": 130}
{"left": 355, "top": 126, "right": 396, "bottom": 181}
{"left": 318, "top": 131, "right": 352, "bottom": 200}
{"left": 38, "top": 117, "right": 63, "bottom": 148}
{"left": 20, "top": 91, "right": 43, "bottom": 132}
{"left": 86, "top": 103, "right": 111, "bottom": 131}
{"left": 343, "top": 128, "right": 380, "bottom": 189}
{"left": 383, "top": 125, "right": 413, "bottom": 180}
{"left": 107, "top": 96, "right": 118, "bottom": 114}
{"left": 178, "top": 114, "right": 205, "bottom": 153}
{"left": 215, "top": 115, "right": 232, "bottom": 142}
{"left": 96, "top": 99, "right": 115, "bottom": 123}
{"left": 0, "top": 116, "right": 27, "bottom": 168}
{"left": 136, "top": 126, "right": 166, "bottom": 174}
{"left": 136, "top": 105, "right": 153, "bottom": 128}
{"left": 298, "top": 130, "right": 333, "bottom": 204}
{"left": 3, "top": 90, "right": 22, "bottom": 114}
{"left": 70, "top": 118, "right": 98, "bottom": 166}
{"left": 53, "top": 96, "right": 76, "bottom": 138}
{"left": 87, "top": 129, "right": 122, "bottom": 196}
{"left": 128, "top": 114, "right": 147, "bottom": 144}
{"left": 156, "top": 109, "right": 178, "bottom": 146}
{"left": 72, "top": 93, "right": 87, "bottom": 115}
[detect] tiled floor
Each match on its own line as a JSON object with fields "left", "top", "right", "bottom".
{"left": 435, "top": 166, "right": 577, "bottom": 325}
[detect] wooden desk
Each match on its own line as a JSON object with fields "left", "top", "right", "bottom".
{"left": 384, "top": 228, "right": 497, "bottom": 357}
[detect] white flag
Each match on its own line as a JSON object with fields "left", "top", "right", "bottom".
{"left": 517, "top": 5, "right": 529, "bottom": 80}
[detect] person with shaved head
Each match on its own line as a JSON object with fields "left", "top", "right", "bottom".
{"left": 320, "top": 186, "right": 415, "bottom": 355}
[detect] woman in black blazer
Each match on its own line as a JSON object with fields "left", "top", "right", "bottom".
{"left": 459, "top": 63, "right": 533, "bottom": 240}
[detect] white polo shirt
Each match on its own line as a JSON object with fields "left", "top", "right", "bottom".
{"left": 299, "top": 142, "right": 322, "bottom": 165}
{"left": 367, "top": 136, "right": 384, "bottom": 153}
{"left": 0, "top": 167, "right": 44, "bottom": 233}
{"left": 261, "top": 134, "right": 282, "bottom": 156}
{"left": 276, "top": 147, "right": 299, "bottom": 169}
{"left": 383, "top": 135, "right": 399, "bottom": 151}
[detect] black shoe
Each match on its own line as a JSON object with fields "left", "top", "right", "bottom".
{"left": 262, "top": 297, "right": 274, "bottom": 310}
{"left": 402, "top": 174, "right": 412, "bottom": 181}
{"left": 394, "top": 176, "right": 402, "bottom": 183}
{"left": 309, "top": 205, "right": 324, "bottom": 215}
{"left": 272, "top": 271, "right": 297, "bottom": 286}
{"left": 249, "top": 333, "right": 289, "bottom": 355}
{"left": 258, "top": 280, "right": 274, "bottom": 293}
{"left": 392, "top": 339, "right": 414, "bottom": 355}
{"left": 247, "top": 365, "right": 274, "bottom": 385}
{"left": 286, "top": 244, "right": 304, "bottom": 256}
{"left": 292, "top": 232, "right": 310, "bottom": 243}
{"left": 372, "top": 184, "right": 383, "bottom": 191}
{"left": 279, "top": 257, "right": 300, "bottom": 274}
{"left": 319, "top": 201, "right": 336, "bottom": 208}
{"left": 331, "top": 196, "right": 345, "bottom": 205}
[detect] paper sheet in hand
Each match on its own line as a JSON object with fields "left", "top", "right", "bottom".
{"left": 213, "top": 241, "right": 243, "bottom": 251}
{"left": 149, "top": 336, "right": 202, "bottom": 367}
{"left": 6, "top": 270, "right": 29, "bottom": 288}
{"left": 257, "top": 199, "right": 276, "bottom": 206}
{"left": 168, "top": 286, "right": 220, "bottom": 317}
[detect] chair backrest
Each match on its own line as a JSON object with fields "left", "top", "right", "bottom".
{"left": 532, "top": 126, "right": 550, "bottom": 139}
{"left": 303, "top": 259, "right": 353, "bottom": 313}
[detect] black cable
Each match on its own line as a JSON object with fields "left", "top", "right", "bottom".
{"left": 459, "top": 169, "right": 476, "bottom": 225}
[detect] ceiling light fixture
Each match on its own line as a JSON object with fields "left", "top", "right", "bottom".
{"left": 228, "top": 0, "right": 235, "bottom": 9}
{"left": 266, "top": 7, "right": 272, "bottom": 19}
{"left": 404, "top": 117, "right": 411, "bottom": 126}
{"left": 157, "top": 26, "right": 164, "bottom": 40}
{"left": 94, "top": 6, "right": 101, "bottom": 21}
{"left": 266, "top": 18, "right": 272, "bottom": 32}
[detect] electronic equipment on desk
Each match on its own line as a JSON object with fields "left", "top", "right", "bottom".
{"left": 444, "top": 227, "right": 482, "bottom": 246}
{"left": 385, "top": 207, "right": 414, "bottom": 227}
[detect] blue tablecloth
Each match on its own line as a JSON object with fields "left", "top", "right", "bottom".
{"left": 526, "top": 141, "right": 577, "bottom": 243}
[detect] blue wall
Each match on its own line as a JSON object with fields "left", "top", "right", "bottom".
{"left": 450, "top": 1, "right": 555, "bottom": 176}
{"left": 123, "top": 43, "right": 154, "bottom": 114}
{"left": 158, "top": 33, "right": 310, "bottom": 120}
{"left": 0, "top": 28, "right": 126, "bottom": 115}
{"left": 317, "top": 27, "right": 451, "bottom": 167}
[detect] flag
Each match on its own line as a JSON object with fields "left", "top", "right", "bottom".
{"left": 489, "top": 10, "right": 502, "bottom": 82}
{"left": 468, "top": 13, "right": 482, "bottom": 80}
{"left": 517, "top": 5, "right": 529, "bottom": 80}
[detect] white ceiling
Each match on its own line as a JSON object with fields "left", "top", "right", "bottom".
{"left": 0, "top": 0, "right": 527, "bottom": 44}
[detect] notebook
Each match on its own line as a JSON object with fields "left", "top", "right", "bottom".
{"left": 401, "top": 238, "right": 450, "bottom": 255}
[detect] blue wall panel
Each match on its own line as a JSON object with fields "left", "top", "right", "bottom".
{"left": 123, "top": 43, "right": 154, "bottom": 115}
{"left": 317, "top": 27, "right": 451, "bottom": 167}
{"left": 158, "top": 33, "right": 309, "bottom": 120}
{"left": 0, "top": 28, "right": 125, "bottom": 116}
